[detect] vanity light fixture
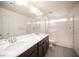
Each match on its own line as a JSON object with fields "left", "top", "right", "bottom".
{"left": 14, "top": 0, "right": 43, "bottom": 16}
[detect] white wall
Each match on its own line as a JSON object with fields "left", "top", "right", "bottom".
{"left": 72, "top": 2, "right": 79, "bottom": 56}
{"left": 0, "top": 7, "right": 32, "bottom": 38}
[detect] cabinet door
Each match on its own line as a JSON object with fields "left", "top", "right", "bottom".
{"left": 38, "top": 46, "right": 43, "bottom": 57}
{"left": 43, "top": 43, "right": 47, "bottom": 56}
{"left": 46, "top": 39, "right": 49, "bottom": 50}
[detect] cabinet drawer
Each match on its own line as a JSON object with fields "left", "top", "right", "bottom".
{"left": 38, "top": 36, "right": 49, "bottom": 46}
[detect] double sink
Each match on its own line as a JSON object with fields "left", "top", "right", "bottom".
{"left": 0, "top": 33, "right": 48, "bottom": 57}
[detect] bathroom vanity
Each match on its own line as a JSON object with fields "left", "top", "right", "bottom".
{"left": 0, "top": 33, "right": 49, "bottom": 57}
{"left": 18, "top": 35, "right": 49, "bottom": 57}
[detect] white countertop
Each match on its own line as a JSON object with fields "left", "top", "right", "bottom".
{"left": 0, "top": 33, "right": 48, "bottom": 57}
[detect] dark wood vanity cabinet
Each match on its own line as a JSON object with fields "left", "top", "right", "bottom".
{"left": 18, "top": 36, "right": 49, "bottom": 57}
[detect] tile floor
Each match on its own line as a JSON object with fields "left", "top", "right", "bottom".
{"left": 45, "top": 44, "right": 78, "bottom": 57}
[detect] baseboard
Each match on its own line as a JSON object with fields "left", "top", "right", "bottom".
{"left": 49, "top": 40, "right": 73, "bottom": 48}
{"left": 55, "top": 42, "right": 73, "bottom": 48}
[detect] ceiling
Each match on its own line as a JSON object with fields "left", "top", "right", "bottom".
{"left": 0, "top": 1, "right": 78, "bottom": 19}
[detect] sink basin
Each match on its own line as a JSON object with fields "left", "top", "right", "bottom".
{"left": 5, "top": 41, "right": 29, "bottom": 51}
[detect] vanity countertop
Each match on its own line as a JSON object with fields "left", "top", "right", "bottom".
{"left": 0, "top": 33, "right": 48, "bottom": 57}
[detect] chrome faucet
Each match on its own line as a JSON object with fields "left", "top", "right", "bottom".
{"left": 6, "top": 33, "right": 16, "bottom": 43}
{"left": 8, "top": 37, "right": 16, "bottom": 43}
